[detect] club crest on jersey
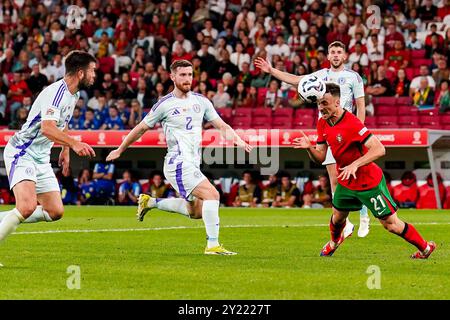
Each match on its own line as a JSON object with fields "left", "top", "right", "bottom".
{"left": 336, "top": 134, "right": 343, "bottom": 143}
{"left": 193, "top": 104, "right": 201, "bottom": 113}
{"left": 338, "top": 77, "right": 345, "bottom": 85}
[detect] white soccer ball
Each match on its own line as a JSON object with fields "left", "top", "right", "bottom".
{"left": 297, "top": 75, "right": 326, "bottom": 103}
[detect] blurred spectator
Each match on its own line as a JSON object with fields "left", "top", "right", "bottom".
{"left": 232, "top": 171, "right": 261, "bottom": 208}
{"left": 78, "top": 169, "right": 96, "bottom": 205}
{"left": 147, "top": 171, "right": 170, "bottom": 198}
{"left": 366, "top": 33, "right": 384, "bottom": 63}
{"left": 212, "top": 82, "right": 231, "bottom": 109}
{"left": 410, "top": 65, "right": 436, "bottom": 96}
{"left": 26, "top": 63, "right": 48, "bottom": 96}
{"left": 384, "top": 40, "right": 410, "bottom": 73}
{"left": 8, "top": 106, "right": 28, "bottom": 130}
{"left": 417, "top": 173, "right": 446, "bottom": 209}
{"left": 393, "top": 171, "right": 419, "bottom": 208}
{"left": 69, "top": 107, "right": 84, "bottom": 130}
{"left": 191, "top": 1, "right": 210, "bottom": 32}
{"left": 116, "top": 98, "right": 131, "bottom": 127}
{"left": 83, "top": 108, "right": 100, "bottom": 130}
{"left": 129, "top": 99, "right": 143, "bottom": 128}
{"left": 93, "top": 162, "right": 116, "bottom": 205}
{"left": 222, "top": 72, "right": 235, "bottom": 97}
{"left": 419, "top": 2, "right": 439, "bottom": 23}
{"left": 302, "top": 174, "right": 332, "bottom": 209}
{"left": 393, "top": 69, "right": 411, "bottom": 98}
{"left": 437, "top": 80, "right": 450, "bottom": 113}
{"left": 366, "top": 66, "right": 393, "bottom": 97}
{"left": 384, "top": 22, "right": 405, "bottom": 52}
{"left": 101, "top": 105, "right": 125, "bottom": 130}
{"left": 58, "top": 168, "right": 78, "bottom": 205}
{"left": 273, "top": 173, "right": 300, "bottom": 208}
{"left": 118, "top": 170, "right": 142, "bottom": 205}
{"left": 230, "top": 42, "right": 251, "bottom": 72}
{"left": 405, "top": 30, "right": 423, "bottom": 50}
{"left": 7, "top": 72, "right": 32, "bottom": 121}
{"left": 412, "top": 77, "right": 435, "bottom": 108}
{"left": 261, "top": 174, "right": 279, "bottom": 208}
{"left": 351, "top": 62, "right": 368, "bottom": 86}
{"left": 233, "top": 82, "right": 250, "bottom": 108}
{"left": 326, "top": 22, "right": 350, "bottom": 48}
{"left": 264, "top": 79, "right": 283, "bottom": 109}
{"left": 347, "top": 41, "right": 369, "bottom": 68}
{"left": 432, "top": 58, "right": 449, "bottom": 86}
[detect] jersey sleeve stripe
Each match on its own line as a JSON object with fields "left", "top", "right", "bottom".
{"left": 53, "top": 88, "right": 66, "bottom": 108}
{"left": 52, "top": 83, "right": 65, "bottom": 107}
{"left": 361, "top": 133, "right": 373, "bottom": 145}
{"left": 151, "top": 93, "right": 174, "bottom": 111}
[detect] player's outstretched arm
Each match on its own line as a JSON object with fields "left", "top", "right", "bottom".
{"left": 41, "top": 120, "right": 95, "bottom": 158}
{"left": 292, "top": 131, "right": 326, "bottom": 163}
{"left": 209, "top": 118, "right": 253, "bottom": 153}
{"left": 106, "top": 121, "right": 150, "bottom": 161}
{"left": 254, "top": 57, "right": 304, "bottom": 86}
{"left": 338, "top": 135, "right": 385, "bottom": 180}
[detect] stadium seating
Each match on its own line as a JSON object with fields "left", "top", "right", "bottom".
{"left": 272, "top": 108, "right": 294, "bottom": 129}
{"left": 398, "top": 115, "right": 420, "bottom": 128}
{"left": 377, "top": 115, "right": 398, "bottom": 128}
{"left": 364, "top": 116, "right": 377, "bottom": 128}
{"left": 376, "top": 105, "right": 396, "bottom": 116}
{"left": 216, "top": 107, "right": 233, "bottom": 124}
{"left": 252, "top": 108, "right": 273, "bottom": 129}
{"left": 256, "top": 88, "right": 269, "bottom": 106}
{"left": 231, "top": 114, "right": 252, "bottom": 129}
{"left": 419, "top": 115, "right": 440, "bottom": 128}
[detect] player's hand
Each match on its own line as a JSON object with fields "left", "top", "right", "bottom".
{"left": 106, "top": 149, "right": 122, "bottom": 162}
{"left": 292, "top": 131, "right": 312, "bottom": 149}
{"left": 254, "top": 57, "right": 272, "bottom": 74}
{"left": 58, "top": 149, "right": 70, "bottom": 177}
{"left": 235, "top": 139, "right": 253, "bottom": 153}
{"left": 337, "top": 163, "right": 358, "bottom": 180}
{"left": 72, "top": 141, "right": 96, "bottom": 158}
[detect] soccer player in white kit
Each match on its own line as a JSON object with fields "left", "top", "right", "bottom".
{"left": 0, "top": 51, "right": 97, "bottom": 266}
{"left": 255, "top": 41, "right": 370, "bottom": 238}
{"left": 106, "top": 60, "right": 253, "bottom": 255}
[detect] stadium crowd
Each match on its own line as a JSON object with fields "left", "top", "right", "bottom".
{"left": 0, "top": 0, "right": 449, "bottom": 209}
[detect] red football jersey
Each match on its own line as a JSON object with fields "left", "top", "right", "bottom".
{"left": 317, "top": 111, "right": 383, "bottom": 191}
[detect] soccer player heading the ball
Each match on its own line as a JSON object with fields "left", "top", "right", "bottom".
{"left": 292, "top": 82, "right": 435, "bottom": 259}
{"left": 106, "top": 59, "right": 253, "bottom": 255}
{"left": 255, "top": 41, "right": 370, "bottom": 239}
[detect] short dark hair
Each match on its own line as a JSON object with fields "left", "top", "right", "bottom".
{"left": 65, "top": 50, "right": 97, "bottom": 76}
{"left": 169, "top": 59, "right": 193, "bottom": 73}
{"left": 324, "top": 82, "right": 341, "bottom": 98}
{"left": 328, "top": 41, "right": 346, "bottom": 52}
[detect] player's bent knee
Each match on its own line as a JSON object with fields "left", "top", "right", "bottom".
{"left": 48, "top": 207, "right": 64, "bottom": 221}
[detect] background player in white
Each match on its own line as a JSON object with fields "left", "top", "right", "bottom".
{"left": 0, "top": 51, "right": 97, "bottom": 265}
{"left": 106, "top": 60, "right": 253, "bottom": 255}
{"left": 255, "top": 41, "right": 370, "bottom": 238}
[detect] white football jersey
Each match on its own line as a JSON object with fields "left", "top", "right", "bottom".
{"left": 143, "top": 92, "right": 220, "bottom": 166}
{"left": 310, "top": 68, "right": 364, "bottom": 114}
{"left": 8, "top": 79, "right": 79, "bottom": 164}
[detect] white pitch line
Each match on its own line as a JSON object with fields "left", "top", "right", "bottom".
{"left": 11, "top": 222, "right": 450, "bottom": 236}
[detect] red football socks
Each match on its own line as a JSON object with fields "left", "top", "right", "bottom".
{"left": 329, "top": 217, "right": 346, "bottom": 244}
{"left": 401, "top": 223, "right": 428, "bottom": 252}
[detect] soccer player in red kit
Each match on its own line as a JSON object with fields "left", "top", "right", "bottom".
{"left": 293, "top": 82, "right": 436, "bottom": 259}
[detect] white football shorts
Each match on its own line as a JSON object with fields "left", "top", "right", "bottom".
{"left": 3, "top": 143, "right": 60, "bottom": 194}
{"left": 163, "top": 159, "right": 207, "bottom": 201}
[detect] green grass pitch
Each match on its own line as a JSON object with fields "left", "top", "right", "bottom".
{"left": 0, "top": 206, "right": 449, "bottom": 300}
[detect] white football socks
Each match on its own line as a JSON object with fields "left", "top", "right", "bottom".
{"left": 202, "top": 200, "right": 220, "bottom": 248}
{"left": 0, "top": 208, "right": 24, "bottom": 243}
{"left": 359, "top": 205, "right": 369, "bottom": 218}
{"left": 154, "top": 198, "right": 190, "bottom": 217}
{"left": 23, "top": 206, "right": 53, "bottom": 223}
